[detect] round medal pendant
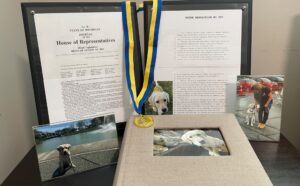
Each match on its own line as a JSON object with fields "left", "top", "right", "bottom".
{"left": 134, "top": 115, "right": 154, "bottom": 128}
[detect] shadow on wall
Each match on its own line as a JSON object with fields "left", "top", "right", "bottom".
{"left": 281, "top": 15, "right": 300, "bottom": 154}
{"left": 16, "top": 56, "right": 38, "bottom": 136}
{"left": 1, "top": 57, "right": 41, "bottom": 186}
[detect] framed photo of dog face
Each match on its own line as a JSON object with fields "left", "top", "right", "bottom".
{"left": 32, "top": 114, "right": 119, "bottom": 182}
{"left": 145, "top": 81, "right": 173, "bottom": 115}
{"left": 235, "top": 75, "right": 284, "bottom": 141}
{"left": 154, "top": 128, "right": 230, "bottom": 156}
{"left": 143, "top": 0, "right": 252, "bottom": 115}
{"left": 22, "top": 3, "right": 143, "bottom": 134}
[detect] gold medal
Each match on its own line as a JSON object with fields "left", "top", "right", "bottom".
{"left": 134, "top": 115, "right": 154, "bottom": 128}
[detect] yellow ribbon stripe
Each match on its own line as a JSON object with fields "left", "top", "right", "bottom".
{"left": 137, "top": 3, "right": 144, "bottom": 10}
{"left": 126, "top": 1, "right": 138, "bottom": 104}
{"left": 137, "top": 0, "right": 158, "bottom": 104}
{"left": 123, "top": 0, "right": 161, "bottom": 112}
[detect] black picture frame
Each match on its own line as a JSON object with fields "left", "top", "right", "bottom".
{"left": 22, "top": 2, "right": 143, "bottom": 135}
{"left": 144, "top": 0, "right": 252, "bottom": 75}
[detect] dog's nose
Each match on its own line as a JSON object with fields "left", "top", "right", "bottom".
{"left": 162, "top": 108, "right": 167, "bottom": 113}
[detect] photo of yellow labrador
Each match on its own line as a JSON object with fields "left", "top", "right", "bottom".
{"left": 154, "top": 129, "right": 229, "bottom": 156}
{"left": 33, "top": 114, "right": 119, "bottom": 181}
{"left": 145, "top": 81, "right": 173, "bottom": 115}
{"left": 52, "top": 144, "right": 76, "bottom": 178}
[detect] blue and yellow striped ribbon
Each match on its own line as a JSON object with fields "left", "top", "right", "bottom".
{"left": 122, "top": 0, "right": 162, "bottom": 114}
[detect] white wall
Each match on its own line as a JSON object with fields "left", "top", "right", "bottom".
{"left": 0, "top": 0, "right": 126, "bottom": 184}
{"left": 0, "top": 0, "right": 300, "bottom": 184}
{"left": 0, "top": 0, "right": 37, "bottom": 183}
{"left": 251, "top": 0, "right": 300, "bottom": 151}
{"left": 251, "top": 0, "right": 300, "bottom": 75}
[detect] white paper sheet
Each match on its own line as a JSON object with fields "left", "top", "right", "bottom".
{"left": 34, "top": 12, "right": 131, "bottom": 123}
{"left": 154, "top": 10, "right": 242, "bottom": 114}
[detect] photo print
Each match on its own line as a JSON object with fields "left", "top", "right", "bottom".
{"left": 235, "top": 75, "right": 284, "bottom": 141}
{"left": 145, "top": 81, "right": 173, "bottom": 115}
{"left": 154, "top": 129, "right": 229, "bottom": 156}
{"left": 33, "top": 114, "right": 119, "bottom": 181}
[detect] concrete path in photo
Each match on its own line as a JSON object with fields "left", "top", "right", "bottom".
{"left": 235, "top": 95, "right": 282, "bottom": 141}
{"left": 38, "top": 139, "right": 119, "bottom": 162}
{"left": 38, "top": 139, "right": 119, "bottom": 181}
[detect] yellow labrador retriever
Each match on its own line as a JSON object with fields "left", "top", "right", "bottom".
{"left": 148, "top": 82, "right": 169, "bottom": 115}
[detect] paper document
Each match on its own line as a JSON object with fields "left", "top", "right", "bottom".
{"left": 34, "top": 12, "right": 130, "bottom": 123}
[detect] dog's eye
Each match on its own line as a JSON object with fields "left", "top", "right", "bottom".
{"left": 156, "top": 100, "right": 159, "bottom": 104}
{"left": 163, "top": 99, "right": 167, "bottom": 102}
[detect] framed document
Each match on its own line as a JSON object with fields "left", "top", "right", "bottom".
{"left": 143, "top": 0, "right": 252, "bottom": 115}
{"left": 22, "top": 3, "right": 142, "bottom": 131}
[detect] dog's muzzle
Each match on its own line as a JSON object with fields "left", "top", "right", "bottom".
{"left": 63, "top": 149, "right": 70, "bottom": 155}
{"left": 162, "top": 108, "right": 167, "bottom": 113}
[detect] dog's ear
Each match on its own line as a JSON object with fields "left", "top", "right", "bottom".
{"left": 164, "top": 92, "right": 170, "bottom": 102}
{"left": 57, "top": 145, "right": 63, "bottom": 152}
{"left": 148, "top": 93, "right": 155, "bottom": 106}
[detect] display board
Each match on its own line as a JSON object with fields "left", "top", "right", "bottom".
{"left": 22, "top": 3, "right": 142, "bottom": 129}
{"left": 144, "top": 0, "right": 252, "bottom": 115}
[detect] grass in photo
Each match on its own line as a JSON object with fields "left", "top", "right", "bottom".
{"left": 33, "top": 114, "right": 119, "bottom": 181}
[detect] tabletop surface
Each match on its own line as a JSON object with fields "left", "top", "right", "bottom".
{"left": 2, "top": 133, "right": 300, "bottom": 186}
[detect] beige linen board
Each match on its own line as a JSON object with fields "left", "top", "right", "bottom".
{"left": 114, "top": 114, "right": 273, "bottom": 186}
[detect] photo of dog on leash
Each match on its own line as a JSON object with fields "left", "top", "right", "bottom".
{"left": 145, "top": 81, "right": 173, "bottom": 115}
{"left": 235, "top": 75, "right": 284, "bottom": 142}
{"left": 32, "top": 114, "right": 119, "bottom": 181}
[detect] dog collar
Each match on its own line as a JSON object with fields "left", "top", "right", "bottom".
{"left": 153, "top": 86, "right": 163, "bottom": 92}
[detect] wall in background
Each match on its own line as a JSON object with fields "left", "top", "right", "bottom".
{"left": 280, "top": 14, "right": 300, "bottom": 153}
{"left": 251, "top": 0, "right": 300, "bottom": 75}
{"left": 0, "top": 0, "right": 300, "bottom": 184}
{"left": 0, "top": 0, "right": 37, "bottom": 183}
{"left": 251, "top": 0, "right": 300, "bottom": 152}
{"left": 0, "top": 0, "right": 125, "bottom": 183}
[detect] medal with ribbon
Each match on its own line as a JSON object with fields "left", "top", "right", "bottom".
{"left": 122, "top": 0, "right": 162, "bottom": 128}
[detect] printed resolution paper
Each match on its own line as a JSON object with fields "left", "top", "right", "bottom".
{"left": 154, "top": 10, "right": 242, "bottom": 114}
{"left": 34, "top": 12, "right": 130, "bottom": 123}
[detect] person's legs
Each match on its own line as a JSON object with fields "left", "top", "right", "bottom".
{"left": 262, "top": 107, "right": 269, "bottom": 124}
{"left": 263, "top": 100, "right": 273, "bottom": 123}
{"left": 260, "top": 100, "right": 273, "bottom": 128}
{"left": 258, "top": 106, "right": 263, "bottom": 127}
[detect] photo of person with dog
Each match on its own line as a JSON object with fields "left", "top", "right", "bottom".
{"left": 145, "top": 81, "right": 173, "bottom": 115}
{"left": 32, "top": 114, "right": 119, "bottom": 181}
{"left": 235, "top": 75, "right": 284, "bottom": 141}
{"left": 252, "top": 83, "right": 273, "bottom": 129}
{"left": 154, "top": 129, "right": 229, "bottom": 156}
